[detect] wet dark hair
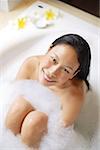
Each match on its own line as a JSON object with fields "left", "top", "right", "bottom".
{"left": 50, "top": 34, "right": 91, "bottom": 90}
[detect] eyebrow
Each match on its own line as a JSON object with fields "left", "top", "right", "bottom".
{"left": 53, "top": 52, "right": 73, "bottom": 71}
{"left": 64, "top": 65, "right": 73, "bottom": 70}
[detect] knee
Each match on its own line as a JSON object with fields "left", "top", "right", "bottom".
{"left": 21, "top": 111, "right": 48, "bottom": 147}
{"left": 5, "top": 96, "right": 34, "bottom": 135}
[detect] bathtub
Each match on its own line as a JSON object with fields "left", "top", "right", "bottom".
{"left": 0, "top": 1, "right": 99, "bottom": 150}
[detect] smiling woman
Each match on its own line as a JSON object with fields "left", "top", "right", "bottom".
{"left": 38, "top": 44, "right": 80, "bottom": 88}
{"left": 5, "top": 34, "right": 91, "bottom": 149}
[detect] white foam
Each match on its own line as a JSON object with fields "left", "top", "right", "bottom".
{"left": 0, "top": 80, "right": 89, "bottom": 150}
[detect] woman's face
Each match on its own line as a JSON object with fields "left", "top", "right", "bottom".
{"left": 38, "top": 44, "right": 80, "bottom": 88}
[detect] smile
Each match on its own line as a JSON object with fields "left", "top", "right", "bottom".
{"left": 42, "top": 68, "right": 56, "bottom": 82}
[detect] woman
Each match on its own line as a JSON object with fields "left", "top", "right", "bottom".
{"left": 5, "top": 34, "right": 91, "bottom": 148}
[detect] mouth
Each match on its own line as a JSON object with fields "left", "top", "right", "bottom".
{"left": 42, "top": 68, "right": 56, "bottom": 82}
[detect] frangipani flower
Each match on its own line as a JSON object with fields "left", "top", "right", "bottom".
{"left": 17, "top": 17, "right": 27, "bottom": 29}
{"left": 9, "top": 8, "right": 61, "bottom": 30}
{"left": 44, "top": 9, "right": 56, "bottom": 20}
{"left": 33, "top": 8, "right": 60, "bottom": 28}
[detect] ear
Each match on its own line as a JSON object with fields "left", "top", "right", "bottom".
{"left": 48, "top": 44, "right": 54, "bottom": 51}
{"left": 46, "top": 46, "right": 52, "bottom": 54}
{"left": 48, "top": 47, "right": 51, "bottom": 51}
{"left": 45, "top": 48, "right": 50, "bottom": 54}
{"left": 48, "top": 45, "right": 52, "bottom": 51}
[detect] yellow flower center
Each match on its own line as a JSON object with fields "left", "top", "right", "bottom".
{"left": 18, "top": 18, "right": 26, "bottom": 29}
{"left": 44, "top": 9, "right": 56, "bottom": 20}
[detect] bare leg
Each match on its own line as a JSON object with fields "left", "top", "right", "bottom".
{"left": 21, "top": 111, "right": 48, "bottom": 148}
{"left": 5, "top": 96, "right": 35, "bottom": 134}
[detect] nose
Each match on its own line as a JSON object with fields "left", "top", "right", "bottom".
{"left": 47, "top": 65, "right": 60, "bottom": 78}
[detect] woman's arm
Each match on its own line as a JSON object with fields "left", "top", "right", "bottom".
{"left": 61, "top": 83, "right": 85, "bottom": 127}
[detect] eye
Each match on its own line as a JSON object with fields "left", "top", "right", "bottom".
{"left": 53, "top": 58, "right": 56, "bottom": 63}
{"left": 51, "top": 56, "right": 57, "bottom": 64}
{"left": 64, "top": 68, "right": 70, "bottom": 74}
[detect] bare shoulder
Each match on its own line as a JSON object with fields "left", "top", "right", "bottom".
{"left": 61, "top": 79, "right": 87, "bottom": 103}
{"left": 16, "top": 55, "right": 42, "bottom": 80}
{"left": 23, "top": 55, "right": 40, "bottom": 65}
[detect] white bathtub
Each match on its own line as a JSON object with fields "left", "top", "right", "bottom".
{"left": 0, "top": 29, "right": 99, "bottom": 149}
{"left": 0, "top": 1, "right": 99, "bottom": 149}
